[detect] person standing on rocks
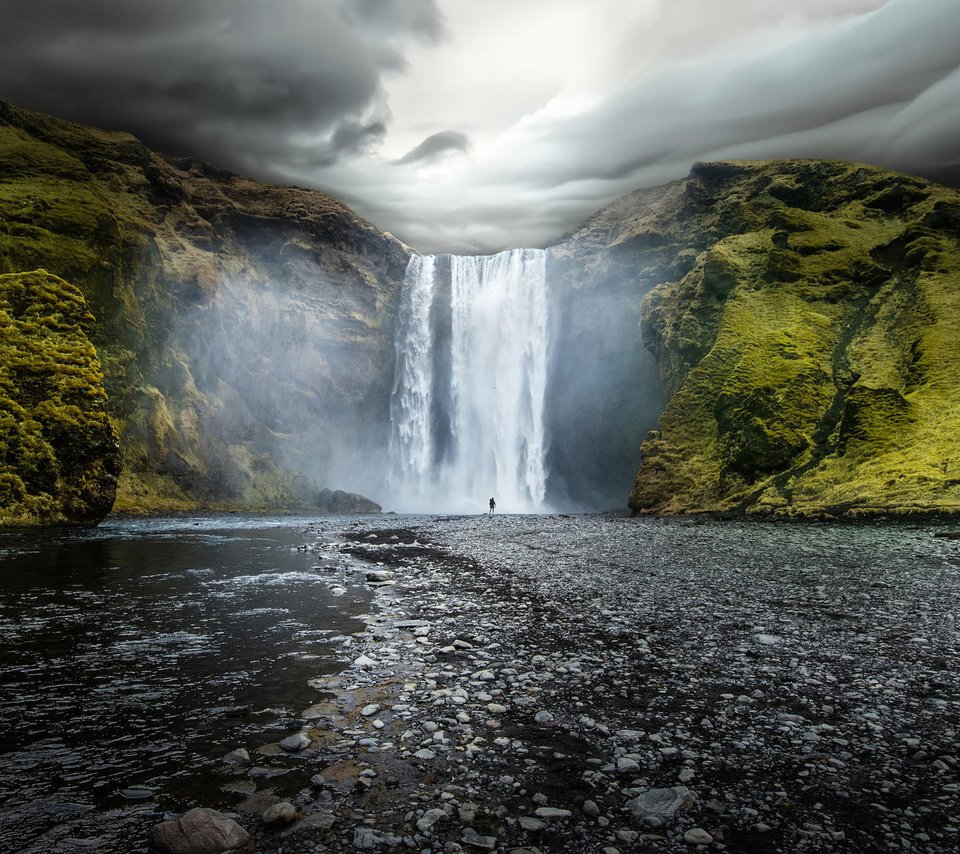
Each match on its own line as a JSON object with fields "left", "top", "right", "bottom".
{"left": 489, "top": 497, "right": 496, "bottom": 515}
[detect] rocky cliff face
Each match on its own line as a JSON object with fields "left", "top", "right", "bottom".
{"left": 4, "top": 101, "right": 959, "bottom": 520}
{"left": 0, "top": 102, "right": 408, "bottom": 515}
{"left": 563, "top": 160, "right": 960, "bottom": 518}
{"left": 0, "top": 270, "right": 120, "bottom": 524}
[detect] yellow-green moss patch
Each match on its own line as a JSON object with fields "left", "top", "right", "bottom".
{"left": 0, "top": 269, "right": 120, "bottom": 524}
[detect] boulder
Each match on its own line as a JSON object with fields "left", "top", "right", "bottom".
{"left": 149, "top": 807, "right": 254, "bottom": 854}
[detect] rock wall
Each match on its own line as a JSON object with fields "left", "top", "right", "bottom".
{"left": 0, "top": 101, "right": 408, "bottom": 515}
{"left": 595, "top": 160, "right": 960, "bottom": 518}
{"left": 0, "top": 270, "right": 120, "bottom": 524}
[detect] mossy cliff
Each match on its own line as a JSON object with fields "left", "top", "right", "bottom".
{"left": 561, "top": 160, "right": 960, "bottom": 518}
{"left": 0, "top": 270, "right": 120, "bottom": 524}
{"left": 0, "top": 102, "right": 408, "bottom": 517}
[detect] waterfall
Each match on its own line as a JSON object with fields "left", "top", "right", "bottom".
{"left": 388, "top": 248, "right": 550, "bottom": 512}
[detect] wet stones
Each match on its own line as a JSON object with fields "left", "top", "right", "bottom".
{"left": 256, "top": 516, "right": 960, "bottom": 854}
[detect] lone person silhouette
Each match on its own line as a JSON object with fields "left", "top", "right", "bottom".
{"left": 488, "top": 497, "right": 496, "bottom": 515}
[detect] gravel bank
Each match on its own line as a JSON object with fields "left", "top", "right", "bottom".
{"left": 233, "top": 514, "right": 960, "bottom": 853}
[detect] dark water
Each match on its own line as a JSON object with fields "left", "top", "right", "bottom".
{"left": 0, "top": 515, "right": 370, "bottom": 851}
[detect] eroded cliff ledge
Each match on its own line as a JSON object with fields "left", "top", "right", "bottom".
{"left": 596, "top": 160, "right": 960, "bottom": 518}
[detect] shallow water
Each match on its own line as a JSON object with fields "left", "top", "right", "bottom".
{"left": 0, "top": 515, "right": 371, "bottom": 851}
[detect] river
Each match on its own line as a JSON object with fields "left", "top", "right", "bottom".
{"left": 0, "top": 515, "right": 372, "bottom": 852}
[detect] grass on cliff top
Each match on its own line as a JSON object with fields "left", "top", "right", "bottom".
{"left": 0, "top": 125, "right": 122, "bottom": 281}
{"left": 0, "top": 269, "right": 119, "bottom": 523}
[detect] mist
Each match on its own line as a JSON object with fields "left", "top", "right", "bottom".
{"left": 135, "top": 251, "right": 403, "bottom": 511}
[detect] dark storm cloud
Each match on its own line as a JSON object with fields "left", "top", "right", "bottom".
{"left": 0, "top": 0, "right": 443, "bottom": 175}
{"left": 395, "top": 130, "right": 470, "bottom": 165}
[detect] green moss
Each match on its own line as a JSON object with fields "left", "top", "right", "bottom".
{"left": 625, "top": 159, "right": 960, "bottom": 518}
{"left": 0, "top": 269, "right": 120, "bottom": 524}
{"left": 0, "top": 100, "right": 408, "bottom": 515}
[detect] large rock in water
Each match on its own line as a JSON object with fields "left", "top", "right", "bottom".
{"left": 559, "top": 159, "right": 960, "bottom": 518}
{"left": 149, "top": 807, "right": 253, "bottom": 854}
{"left": 0, "top": 269, "right": 120, "bottom": 525}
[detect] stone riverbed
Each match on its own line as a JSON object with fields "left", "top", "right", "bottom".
{"left": 204, "top": 514, "right": 960, "bottom": 854}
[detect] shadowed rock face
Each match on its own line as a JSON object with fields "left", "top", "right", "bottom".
{"left": 559, "top": 159, "right": 960, "bottom": 518}
{"left": 0, "top": 101, "right": 409, "bottom": 515}
{"left": 0, "top": 270, "right": 120, "bottom": 525}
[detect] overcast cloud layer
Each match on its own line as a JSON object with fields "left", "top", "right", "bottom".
{"left": 1, "top": 0, "right": 957, "bottom": 251}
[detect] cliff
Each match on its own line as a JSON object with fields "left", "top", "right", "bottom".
{"left": 0, "top": 101, "right": 408, "bottom": 516}
{"left": 4, "top": 100, "right": 960, "bottom": 520}
{"left": 0, "top": 270, "right": 120, "bottom": 524}
{"left": 562, "top": 160, "right": 960, "bottom": 518}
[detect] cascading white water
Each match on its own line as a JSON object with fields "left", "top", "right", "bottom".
{"left": 389, "top": 254, "right": 437, "bottom": 488}
{"left": 388, "top": 248, "right": 550, "bottom": 513}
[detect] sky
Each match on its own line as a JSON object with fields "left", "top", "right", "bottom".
{"left": 1, "top": 0, "right": 958, "bottom": 252}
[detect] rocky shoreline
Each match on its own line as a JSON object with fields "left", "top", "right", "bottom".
{"left": 157, "top": 513, "right": 960, "bottom": 854}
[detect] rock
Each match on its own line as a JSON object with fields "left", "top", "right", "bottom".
{"left": 624, "top": 787, "right": 693, "bottom": 824}
{"left": 416, "top": 808, "right": 448, "bottom": 832}
{"left": 262, "top": 801, "right": 297, "bottom": 826}
{"left": 353, "top": 655, "right": 377, "bottom": 669}
{"left": 462, "top": 828, "right": 498, "bottom": 850}
{"left": 683, "top": 828, "right": 714, "bottom": 845}
{"left": 365, "top": 569, "right": 394, "bottom": 583}
{"left": 518, "top": 816, "right": 545, "bottom": 831}
{"left": 222, "top": 749, "right": 250, "bottom": 765}
{"left": 753, "top": 634, "right": 780, "bottom": 646}
{"left": 360, "top": 703, "right": 381, "bottom": 716}
{"left": 248, "top": 766, "right": 290, "bottom": 779}
{"left": 119, "top": 787, "right": 154, "bottom": 800}
{"left": 533, "top": 710, "right": 554, "bottom": 724}
{"left": 582, "top": 800, "right": 600, "bottom": 818}
{"left": 353, "top": 827, "right": 379, "bottom": 850}
{"left": 149, "top": 807, "right": 254, "bottom": 854}
{"left": 617, "top": 757, "right": 640, "bottom": 773}
{"left": 278, "top": 732, "right": 311, "bottom": 752}
{"left": 317, "top": 489, "right": 381, "bottom": 514}
{"left": 534, "top": 807, "right": 572, "bottom": 820}
{"left": 414, "top": 748, "right": 436, "bottom": 760}
{"left": 281, "top": 812, "right": 336, "bottom": 835}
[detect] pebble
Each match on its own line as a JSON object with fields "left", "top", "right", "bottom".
{"left": 262, "top": 801, "right": 297, "bottom": 826}
{"left": 683, "top": 828, "right": 714, "bottom": 845}
{"left": 278, "top": 732, "right": 311, "bottom": 752}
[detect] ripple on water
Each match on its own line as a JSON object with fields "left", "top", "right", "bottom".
{"left": 0, "top": 517, "right": 372, "bottom": 853}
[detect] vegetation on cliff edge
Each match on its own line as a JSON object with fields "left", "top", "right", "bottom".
{"left": 619, "top": 160, "right": 960, "bottom": 518}
{"left": 0, "top": 269, "right": 120, "bottom": 524}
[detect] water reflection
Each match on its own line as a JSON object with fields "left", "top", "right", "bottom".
{"left": 0, "top": 516, "right": 369, "bottom": 849}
